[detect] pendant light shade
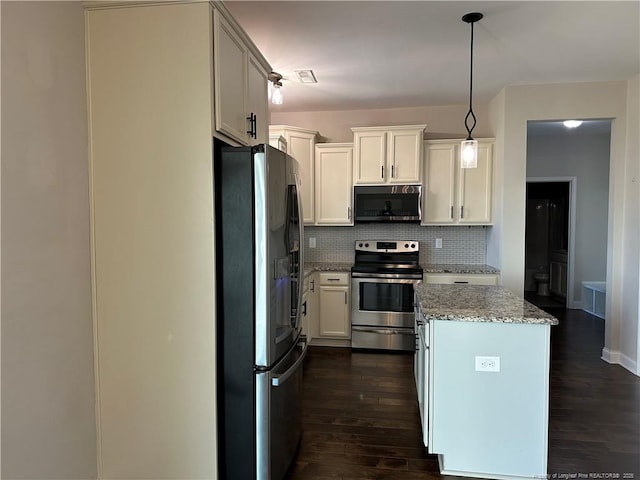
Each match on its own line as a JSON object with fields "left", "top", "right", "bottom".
{"left": 268, "top": 72, "right": 284, "bottom": 105}
{"left": 461, "top": 12, "right": 483, "bottom": 169}
{"left": 271, "top": 83, "right": 283, "bottom": 105}
{"left": 461, "top": 139, "right": 478, "bottom": 169}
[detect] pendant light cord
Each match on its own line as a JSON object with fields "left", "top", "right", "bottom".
{"left": 464, "top": 20, "right": 477, "bottom": 141}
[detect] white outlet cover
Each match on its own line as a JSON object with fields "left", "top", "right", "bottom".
{"left": 475, "top": 356, "right": 500, "bottom": 372}
{"left": 309, "top": 237, "right": 316, "bottom": 248}
{"left": 435, "top": 238, "right": 443, "bottom": 249}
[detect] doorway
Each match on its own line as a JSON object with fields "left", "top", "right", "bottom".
{"left": 524, "top": 179, "right": 573, "bottom": 308}
{"left": 525, "top": 119, "right": 611, "bottom": 312}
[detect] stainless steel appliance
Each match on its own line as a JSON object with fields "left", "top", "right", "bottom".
{"left": 351, "top": 240, "right": 423, "bottom": 351}
{"left": 353, "top": 185, "right": 422, "bottom": 223}
{"left": 215, "top": 143, "right": 307, "bottom": 480}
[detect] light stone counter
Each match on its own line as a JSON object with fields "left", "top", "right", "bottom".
{"left": 304, "top": 262, "right": 352, "bottom": 277}
{"left": 415, "top": 284, "right": 558, "bottom": 325}
{"left": 422, "top": 263, "right": 500, "bottom": 274}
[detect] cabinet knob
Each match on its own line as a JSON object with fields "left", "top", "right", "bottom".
{"left": 391, "top": 164, "right": 395, "bottom": 178}
{"left": 344, "top": 291, "right": 348, "bottom": 304}
{"left": 460, "top": 205, "right": 464, "bottom": 219}
{"left": 381, "top": 165, "right": 384, "bottom": 179}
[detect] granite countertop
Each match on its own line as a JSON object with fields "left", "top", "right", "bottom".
{"left": 423, "top": 264, "right": 500, "bottom": 274}
{"left": 415, "top": 284, "right": 558, "bottom": 325}
{"left": 304, "top": 262, "right": 353, "bottom": 276}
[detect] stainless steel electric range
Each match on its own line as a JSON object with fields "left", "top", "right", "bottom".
{"left": 350, "top": 240, "right": 423, "bottom": 351}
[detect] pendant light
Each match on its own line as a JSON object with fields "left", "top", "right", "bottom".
{"left": 268, "top": 72, "right": 284, "bottom": 105}
{"left": 461, "top": 12, "right": 483, "bottom": 169}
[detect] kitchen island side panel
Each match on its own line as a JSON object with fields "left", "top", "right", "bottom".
{"left": 431, "top": 321, "right": 550, "bottom": 477}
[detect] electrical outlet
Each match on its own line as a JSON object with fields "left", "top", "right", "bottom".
{"left": 435, "top": 238, "right": 443, "bottom": 249}
{"left": 475, "top": 356, "right": 500, "bottom": 372}
{"left": 309, "top": 237, "right": 316, "bottom": 248}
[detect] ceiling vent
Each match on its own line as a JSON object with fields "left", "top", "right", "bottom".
{"left": 294, "top": 69, "right": 317, "bottom": 84}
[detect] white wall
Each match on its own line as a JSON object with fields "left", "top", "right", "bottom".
{"left": 271, "top": 104, "right": 491, "bottom": 143}
{"left": 622, "top": 74, "right": 639, "bottom": 374}
{"left": 488, "top": 80, "right": 638, "bottom": 375}
{"left": 1, "top": 2, "right": 97, "bottom": 477}
{"left": 527, "top": 130, "right": 611, "bottom": 306}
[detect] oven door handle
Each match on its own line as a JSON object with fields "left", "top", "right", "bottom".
{"left": 351, "top": 276, "right": 422, "bottom": 284}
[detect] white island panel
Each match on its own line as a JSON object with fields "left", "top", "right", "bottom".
{"left": 431, "top": 320, "right": 550, "bottom": 478}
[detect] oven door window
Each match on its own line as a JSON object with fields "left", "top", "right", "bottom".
{"left": 359, "top": 282, "right": 414, "bottom": 313}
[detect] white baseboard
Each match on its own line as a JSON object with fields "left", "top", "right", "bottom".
{"left": 569, "top": 300, "right": 582, "bottom": 310}
{"left": 309, "top": 338, "right": 351, "bottom": 348}
{"left": 438, "top": 454, "right": 544, "bottom": 480}
{"left": 602, "top": 348, "right": 639, "bottom": 376}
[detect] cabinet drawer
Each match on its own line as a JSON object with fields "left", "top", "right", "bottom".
{"left": 319, "top": 272, "right": 349, "bottom": 286}
{"left": 424, "top": 273, "right": 499, "bottom": 285}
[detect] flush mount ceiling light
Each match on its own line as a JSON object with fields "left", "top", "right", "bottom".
{"left": 268, "top": 72, "right": 283, "bottom": 105}
{"left": 563, "top": 120, "right": 583, "bottom": 128}
{"left": 460, "top": 12, "right": 483, "bottom": 169}
{"left": 294, "top": 69, "right": 317, "bottom": 84}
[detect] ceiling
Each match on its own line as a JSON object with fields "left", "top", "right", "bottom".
{"left": 226, "top": 1, "right": 640, "bottom": 113}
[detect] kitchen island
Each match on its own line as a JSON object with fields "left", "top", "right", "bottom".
{"left": 414, "top": 284, "right": 558, "bottom": 480}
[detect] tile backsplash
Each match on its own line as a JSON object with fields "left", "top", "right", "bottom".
{"left": 304, "top": 225, "right": 489, "bottom": 265}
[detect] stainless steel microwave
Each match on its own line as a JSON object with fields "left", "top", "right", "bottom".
{"left": 353, "top": 185, "right": 422, "bottom": 223}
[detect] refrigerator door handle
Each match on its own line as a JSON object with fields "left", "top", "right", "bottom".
{"left": 272, "top": 340, "right": 308, "bottom": 387}
{"left": 294, "top": 174, "right": 305, "bottom": 331}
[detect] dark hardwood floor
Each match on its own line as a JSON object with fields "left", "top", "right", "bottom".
{"left": 286, "top": 309, "right": 640, "bottom": 479}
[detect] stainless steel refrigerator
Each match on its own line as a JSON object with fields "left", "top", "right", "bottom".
{"left": 215, "top": 143, "right": 306, "bottom": 480}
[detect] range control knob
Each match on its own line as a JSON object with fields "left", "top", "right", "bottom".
{"left": 404, "top": 243, "right": 409, "bottom": 248}
{"left": 411, "top": 243, "right": 416, "bottom": 248}
{"left": 365, "top": 243, "right": 369, "bottom": 248}
{"left": 358, "top": 242, "right": 363, "bottom": 247}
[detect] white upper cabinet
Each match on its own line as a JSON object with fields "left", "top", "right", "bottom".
{"left": 314, "top": 144, "right": 354, "bottom": 226}
{"left": 269, "top": 125, "right": 318, "bottom": 225}
{"left": 247, "top": 53, "right": 269, "bottom": 144}
{"left": 352, "top": 125, "right": 426, "bottom": 185}
{"left": 213, "top": 8, "right": 269, "bottom": 146}
{"left": 458, "top": 141, "right": 493, "bottom": 224}
{"left": 422, "top": 139, "right": 494, "bottom": 225}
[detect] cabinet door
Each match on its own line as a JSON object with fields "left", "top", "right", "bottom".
{"left": 308, "top": 274, "right": 319, "bottom": 340}
{"left": 286, "top": 131, "right": 317, "bottom": 224}
{"left": 423, "top": 143, "right": 456, "bottom": 224}
{"left": 301, "top": 289, "right": 310, "bottom": 339}
{"left": 353, "top": 131, "right": 386, "bottom": 184}
{"left": 247, "top": 53, "right": 268, "bottom": 145}
{"left": 315, "top": 145, "right": 353, "bottom": 225}
{"left": 458, "top": 142, "right": 493, "bottom": 224}
{"left": 213, "top": 10, "right": 248, "bottom": 144}
{"left": 318, "top": 286, "right": 350, "bottom": 338}
{"left": 388, "top": 129, "right": 422, "bottom": 183}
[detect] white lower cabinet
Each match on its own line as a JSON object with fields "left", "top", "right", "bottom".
{"left": 301, "top": 274, "right": 312, "bottom": 342}
{"left": 424, "top": 273, "right": 500, "bottom": 285}
{"left": 317, "top": 272, "right": 350, "bottom": 339}
{"left": 414, "top": 304, "right": 430, "bottom": 448}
